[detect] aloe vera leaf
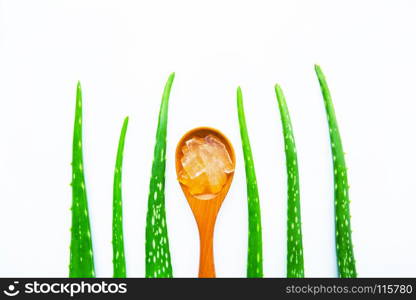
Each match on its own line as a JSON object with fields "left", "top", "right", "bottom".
{"left": 274, "top": 84, "right": 304, "bottom": 278}
{"left": 236, "top": 87, "right": 263, "bottom": 278}
{"left": 69, "top": 82, "right": 95, "bottom": 278}
{"left": 112, "top": 116, "right": 129, "bottom": 278}
{"left": 314, "top": 65, "right": 357, "bottom": 278}
{"left": 145, "top": 73, "right": 175, "bottom": 278}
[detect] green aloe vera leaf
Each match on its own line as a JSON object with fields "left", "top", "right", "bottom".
{"left": 274, "top": 84, "right": 304, "bottom": 278}
{"left": 236, "top": 87, "right": 263, "bottom": 278}
{"left": 112, "top": 116, "right": 129, "bottom": 278}
{"left": 145, "top": 73, "right": 175, "bottom": 278}
{"left": 69, "top": 82, "right": 95, "bottom": 278}
{"left": 314, "top": 65, "right": 357, "bottom": 278}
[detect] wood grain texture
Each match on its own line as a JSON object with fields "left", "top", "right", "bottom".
{"left": 175, "top": 127, "right": 236, "bottom": 278}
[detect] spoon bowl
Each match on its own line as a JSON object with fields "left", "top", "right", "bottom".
{"left": 175, "top": 127, "right": 236, "bottom": 278}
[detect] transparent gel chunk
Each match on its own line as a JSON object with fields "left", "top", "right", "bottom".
{"left": 179, "top": 134, "right": 234, "bottom": 198}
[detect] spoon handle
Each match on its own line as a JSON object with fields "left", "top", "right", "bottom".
{"left": 198, "top": 223, "right": 215, "bottom": 278}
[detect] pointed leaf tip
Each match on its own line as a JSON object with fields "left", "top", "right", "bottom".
{"left": 274, "top": 83, "right": 281, "bottom": 92}
{"left": 237, "top": 87, "right": 243, "bottom": 106}
{"left": 237, "top": 86, "right": 243, "bottom": 97}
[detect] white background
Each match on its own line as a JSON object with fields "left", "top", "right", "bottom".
{"left": 0, "top": 0, "right": 415, "bottom": 277}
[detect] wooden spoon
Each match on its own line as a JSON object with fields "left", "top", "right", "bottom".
{"left": 175, "top": 127, "right": 236, "bottom": 278}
